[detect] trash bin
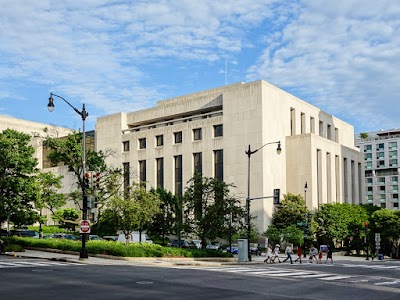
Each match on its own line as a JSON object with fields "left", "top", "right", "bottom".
{"left": 378, "top": 254, "right": 384, "bottom": 260}
{"left": 237, "top": 239, "right": 249, "bottom": 262}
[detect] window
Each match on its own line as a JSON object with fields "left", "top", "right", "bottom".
{"left": 319, "top": 121, "right": 324, "bottom": 137}
{"left": 393, "top": 194, "right": 399, "bottom": 200}
{"left": 365, "top": 161, "right": 372, "bottom": 169}
{"left": 390, "top": 159, "right": 398, "bottom": 167}
{"left": 156, "top": 135, "right": 164, "bottom": 147}
{"left": 393, "top": 202, "right": 399, "bottom": 208}
{"left": 379, "top": 186, "right": 386, "bottom": 193}
{"left": 156, "top": 158, "right": 164, "bottom": 188}
{"left": 310, "top": 117, "right": 315, "bottom": 134}
{"left": 174, "top": 155, "right": 183, "bottom": 196}
{"left": 381, "top": 203, "right": 386, "bottom": 208}
{"left": 389, "top": 142, "right": 397, "bottom": 150}
{"left": 214, "top": 150, "right": 223, "bottom": 181}
{"left": 193, "top": 128, "right": 202, "bottom": 141}
{"left": 123, "top": 162, "right": 130, "bottom": 190}
{"left": 377, "top": 160, "right": 385, "bottom": 168}
{"left": 389, "top": 150, "right": 397, "bottom": 158}
{"left": 139, "top": 160, "right": 146, "bottom": 183}
{"left": 327, "top": 124, "right": 332, "bottom": 140}
{"left": 300, "top": 113, "right": 305, "bottom": 134}
{"left": 392, "top": 176, "right": 398, "bottom": 184}
{"left": 380, "top": 194, "right": 386, "bottom": 200}
{"left": 335, "top": 128, "right": 339, "bottom": 142}
{"left": 364, "top": 145, "right": 372, "bottom": 152}
{"left": 290, "top": 108, "right": 296, "bottom": 135}
{"left": 123, "top": 141, "right": 130, "bottom": 152}
{"left": 377, "top": 152, "right": 385, "bottom": 159}
{"left": 174, "top": 131, "right": 182, "bottom": 144}
{"left": 366, "top": 178, "right": 373, "bottom": 186}
{"left": 393, "top": 185, "right": 399, "bottom": 193}
{"left": 377, "top": 143, "right": 384, "bottom": 151}
{"left": 367, "top": 186, "right": 373, "bottom": 194}
{"left": 193, "top": 152, "right": 202, "bottom": 174}
{"left": 139, "top": 138, "right": 146, "bottom": 149}
{"left": 367, "top": 195, "right": 373, "bottom": 201}
{"left": 364, "top": 153, "right": 372, "bottom": 160}
{"left": 214, "top": 124, "right": 223, "bottom": 137}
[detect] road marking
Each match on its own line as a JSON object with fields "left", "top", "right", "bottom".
{"left": 375, "top": 281, "right": 400, "bottom": 286}
{"left": 319, "top": 275, "right": 353, "bottom": 281}
{"left": 0, "top": 261, "right": 84, "bottom": 269}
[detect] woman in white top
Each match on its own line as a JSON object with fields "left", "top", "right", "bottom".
{"left": 271, "top": 244, "right": 281, "bottom": 263}
{"left": 264, "top": 244, "right": 273, "bottom": 263}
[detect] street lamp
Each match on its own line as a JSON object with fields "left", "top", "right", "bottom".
{"left": 245, "top": 141, "right": 281, "bottom": 262}
{"left": 303, "top": 182, "right": 308, "bottom": 258}
{"left": 47, "top": 93, "right": 89, "bottom": 259}
{"left": 304, "top": 182, "right": 308, "bottom": 206}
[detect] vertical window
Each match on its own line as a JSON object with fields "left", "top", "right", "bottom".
{"left": 139, "top": 138, "right": 146, "bottom": 149}
{"left": 335, "top": 128, "right": 339, "bottom": 142}
{"left": 377, "top": 143, "right": 384, "bottom": 151}
{"left": 300, "top": 113, "right": 305, "bottom": 134}
{"left": 193, "top": 128, "right": 202, "bottom": 141}
{"left": 214, "top": 150, "right": 223, "bottom": 181}
{"left": 156, "top": 135, "right": 164, "bottom": 147}
{"left": 214, "top": 124, "right": 223, "bottom": 137}
{"left": 139, "top": 160, "right": 146, "bottom": 183}
{"left": 193, "top": 152, "right": 202, "bottom": 174}
{"left": 327, "top": 124, "right": 332, "bottom": 140}
{"left": 174, "top": 155, "right": 183, "bottom": 196}
{"left": 123, "top": 141, "right": 130, "bottom": 152}
{"left": 319, "top": 121, "right": 324, "bottom": 137}
{"left": 364, "top": 145, "right": 372, "bottom": 152}
{"left": 174, "top": 131, "right": 182, "bottom": 144}
{"left": 290, "top": 108, "right": 296, "bottom": 135}
{"left": 156, "top": 158, "right": 164, "bottom": 188}
{"left": 310, "top": 117, "right": 315, "bottom": 134}
{"left": 389, "top": 142, "right": 397, "bottom": 150}
{"left": 123, "top": 162, "right": 130, "bottom": 190}
{"left": 366, "top": 178, "right": 373, "bottom": 186}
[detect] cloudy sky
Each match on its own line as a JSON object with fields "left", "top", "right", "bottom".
{"left": 0, "top": 0, "right": 399, "bottom": 133}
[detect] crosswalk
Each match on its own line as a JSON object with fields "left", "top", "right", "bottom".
{"left": 174, "top": 265, "right": 400, "bottom": 287}
{"left": 0, "top": 260, "right": 85, "bottom": 269}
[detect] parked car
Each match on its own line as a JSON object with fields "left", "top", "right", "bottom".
{"left": 49, "top": 233, "right": 76, "bottom": 240}
{"left": 192, "top": 240, "right": 202, "bottom": 249}
{"left": 169, "top": 239, "right": 195, "bottom": 249}
{"left": 206, "top": 242, "right": 222, "bottom": 251}
{"left": 102, "top": 236, "right": 118, "bottom": 241}
{"left": 88, "top": 235, "right": 102, "bottom": 240}
{"left": 226, "top": 244, "right": 238, "bottom": 254}
{"left": 12, "top": 230, "right": 39, "bottom": 238}
{"left": 250, "top": 243, "right": 261, "bottom": 256}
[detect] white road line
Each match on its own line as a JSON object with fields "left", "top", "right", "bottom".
{"left": 319, "top": 275, "right": 353, "bottom": 281}
{"left": 295, "top": 273, "right": 334, "bottom": 278}
{"left": 274, "top": 271, "right": 314, "bottom": 277}
{"left": 375, "top": 281, "right": 400, "bottom": 286}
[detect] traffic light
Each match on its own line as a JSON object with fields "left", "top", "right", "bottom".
{"left": 93, "top": 172, "right": 100, "bottom": 189}
{"left": 84, "top": 173, "right": 91, "bottom": 189}
{"left": 307, "top": 212, "right": 312, "bottom": 224}
{"left": 273, "top": 188, "right": 280, "bottom": 205}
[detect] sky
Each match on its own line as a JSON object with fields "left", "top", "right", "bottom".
{"left": 0, "top": 0, "right": 399, "bottom": 133}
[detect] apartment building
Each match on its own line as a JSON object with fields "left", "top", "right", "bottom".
{"left": 355, "top": 129, "right": 400, "bottom": 210}
{"left": 96, "top": 80, "right": 364, "bottom": 233}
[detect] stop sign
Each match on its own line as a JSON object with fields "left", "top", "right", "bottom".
{"left": 79, "top": 220, "right": 91, "bottom": 234}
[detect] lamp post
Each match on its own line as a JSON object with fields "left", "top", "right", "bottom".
{"left": 303, "top": 182, "right": 308, "bottom": 258}
{"left": 245, "top": 141, "right": 281, "bottom": 262}
{"left": 47, "top": 93, "right": 89, "bottom": 259}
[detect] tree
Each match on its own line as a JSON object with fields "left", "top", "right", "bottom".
{"left": 272, "top": 193, "right": 308, "bottom": 230}
{"left": 360, "top": 132, "right": 369, "bottom": 139}
{"left": 52, "top": 208, "right": 80, "bottom": 231}
{"left": 146, "top": 187, "right": 179, "bottom": 245}
{"left": 281, "top": 225, "right": 304, "bottom": 246}
{"left": 370, "top": 209, "right": 400, "bottom": 257}
{"left": 263, "top": 224, "right": 281, "bottom": 246}
{"left": 0, "top": 129, "right": 38, "bottom": 229}
{"left": 91, "top": 208, "right": 120, "bottom": 237}
{"left": 108, "top": 183, "right": 161, "bottom": 245}
{"left": 183, "top": 173, "right": 245, "bottom": 248}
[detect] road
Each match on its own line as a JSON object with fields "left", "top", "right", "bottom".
{"left": 1, "top": 255, "right": 399, "bottom": 300}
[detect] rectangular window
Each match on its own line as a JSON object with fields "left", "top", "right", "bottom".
{"left": 213, "top": 124, "right": 223, "bottom": 137}
{"left": 366, "top": 178, "right": 373, "bottom": 186}
{"left": 379, "top": 186, "right": 386, "bottom": 193}
{"left": 139, "top": 138, "right": 146, "bottom": 149}
{"left": 389, "top": 142, "right": 397, "bottom": 150}
{"left": 367, "top": 186, "right": 373, "bottom": 194}
{"left": 174, "top": 131, "right": 182, "bottom": 144}
{"left": 364, "top": 153, "right": 372, "bottom": 160}
{"left": 393, "top": 185, "right": 399, "bottom": 193}
{"left": 380, "top": 194, "right": 386, "bottom": 200}
{"left": 310, "top": 117, "right": 315, "bottom": 134}
{"left": 335, "top": 128, "right": 339, "bottom": 142}
{"left": 392, "top": 176, "right": 398, "bottom": 183}
{"left": 123, "top": 141, "right": 130, "bottom": 152}
{"left": 367, "top": 195, "right": 373, "bottom": 201}
{"left": 378, "top": 160, "right": 385, "bottom": 168}
{"left": 377, "top": 152, "right": 385, "bottom": 159}
{"left": 156, "top": 158, "right": 164, "bottom": 188}
{"left": 389, "top": 150, "right": 397, "bottom": 158}
{"left": 377, "top": 143, "right": 384, "bottom": 151}
{"left": 327, "top": 124, "right": 332, "bottom": 140}
{"left": 290, "top": 108, "right": 296, "bottom": 135}
{"left": 123, "top": 162, "right": 130, "bottom": 190}
{"left": 393, "top": 194, "right": 399, "bottom": 200}
{"left": 174, "top": 155, "right": 183, "bottom": 196}
{"left": 365, "top": 161, "right": 372, "bottom": 169}
{"left": 300, "top": 113, "right": 305, "bottom": 134}
{"left": 379, "top": 177, "right": 385, "bottom": 184}
{"left": 193, "top": 128, "right": 202, "bottom": 141}
{"left": 390, "top": 159, "right": 398, "bottom": 167}
{"left": 319, "top": 121, "right": 324, "bottom": 137}
{"left": 193, "top": 152, "right": 202, "bottom": 175}
{"left": 364, "top": 145, "right": 372, "bottom": 152}
{"left": 139, "top": 160, "right": 146, "bottom": 183}
{"left": 214, "top": 150, "right": 223, "bottom": 181}
{"left": 156, "top": 135, "right": 164, "bottom": 147}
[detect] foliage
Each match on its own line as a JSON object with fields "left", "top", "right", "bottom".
{"left": 272, "top": 193, "right": 308, "bottom": 230}
{"left": 108, "top": 182, "right": 161, "bottom": 245}
{"left": 263, "top": 224, "right": 281, "bottom": 245}
{"left": 5, "top": 236, "right": 233, "bottom": 258}
{"left": 370, "top": 209, "right": 400, "bottom": 257}
{"left": 183, "top": 173, "right": 246, "bottom": 247}
{"left": 52, "top": 208, "right": 80, "bottom": 231}
{"left": 281, "top": 225, "right": 304, "bottom": 245}
{"left": 27, "top": 226, "right": 69, "bottom": 234}
{"left": 0, "top": 129, "right": 39, "bottom": 226}
{"left": 359, "top": 132, "right": 369, "bottom": 139}
{"left": 91, "top": 208, "right": 120, "bottom": 236}
{"left": 146, "top": 187, "right": 179, "bottom": 245}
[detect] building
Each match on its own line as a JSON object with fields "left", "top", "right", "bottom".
{"left": 95, "top": 80, "right": 363, "bottom": 233}
{"left": 355, "top": 129, "right": 400, "bottom": 210}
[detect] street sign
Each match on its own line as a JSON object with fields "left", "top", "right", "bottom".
{"left": 79, "top": 220, "right": 91, "bottom": 234}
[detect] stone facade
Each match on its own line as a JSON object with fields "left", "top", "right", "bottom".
{"left": 96, "top": 80, "right": 364, "bottom": 233}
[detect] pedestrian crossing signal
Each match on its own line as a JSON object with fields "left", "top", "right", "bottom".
{"left": 273, "top": 189, "right": 280, "bottom": 205}
{"left": 93, "top": 172, "right": 100, "bottom": 189}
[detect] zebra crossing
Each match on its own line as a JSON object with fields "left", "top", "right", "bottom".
{"left": 0, "top": 260, "right": 85, "bottom": 269}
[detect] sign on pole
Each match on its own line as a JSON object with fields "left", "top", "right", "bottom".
{"left": 79, "top": 220, "right": 91, "bottom": 234}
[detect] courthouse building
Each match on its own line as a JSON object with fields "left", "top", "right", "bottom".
{"left": 96, "top": 80, "right": 364, "bottom": 232}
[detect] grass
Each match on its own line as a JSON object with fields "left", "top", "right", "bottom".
{"left": 3, "top": 237, "right": 233, "bottom": 258}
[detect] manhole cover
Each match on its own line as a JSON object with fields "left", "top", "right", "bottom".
{"left": 136, "top": 281, "right": 154, "bottom": 285}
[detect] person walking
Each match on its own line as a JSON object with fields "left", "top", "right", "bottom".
{"left": 264, "top": 244, "right": 273, "bottom": 263}
{"left": 282, "top": 243, "right": 293, "bottom": 264}
{"left": 309, "top": 244, "right": 318, "bottom": 263}
{"left": 271, "top": 244, "right": 281, "bottom": 263}
{"left": 294, "top": 245, "right": 302, "bottom": 263}
{"left": 326, "top": 246, "right": 333, "bottom": 263}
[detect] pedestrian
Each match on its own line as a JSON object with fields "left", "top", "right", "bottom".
{"left": 309, "top": 244, "right": 317, "bottom": 263}
{"left": 318, "top": 249, "right": 323, "bottom": 264}
{"left": 264, "top": 244, "right": 273, "bottom": 263}
{"left": 271, "top": 244, "right": 281, "bottom": 263}
{"left": 283, "top": 243, "right": 293, "bottom": 264}
{"left": 326, "top": 246, "right": 333, "bottom": 263}
{"left": 294, "top": 245, "right": 302, "bottom": 263}
{"left": 0, "top": 238, "right": 4, "bottom": 253}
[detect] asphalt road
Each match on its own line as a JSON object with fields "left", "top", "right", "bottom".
{"left": 1, "top": 256, "right": 399, "bottom": 300}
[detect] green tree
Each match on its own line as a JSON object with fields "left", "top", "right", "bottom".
{"left": 263, "top": 224, "right": 281, "bottom": 246}
{"left": 52, "top": 208, "right": 80, "bottom": 231}
{"left": 0, "top": 129, "right": 38, "bottom": 228}
{"left": 91, "top": 208, "right": 120, "bottom": 237}
{"left": 281, "top": 225, "right": 304, "bottom": 245}
{"left": 360, "top": 132, "right": 369, "bottom": 139}
{"left": 272, "top": 193, "right": 308, "bottom": 230}
{"left": 146, "top": 187, "right": 179, "bottom": 245}
{"left": 370, "top": 209, "right": 400, "bottom": 257}
{"left": 109, "top": 183, "right": 161, "bottom": 245}
{"left": 183, "top": 173, "right": 245, "bottom": 248}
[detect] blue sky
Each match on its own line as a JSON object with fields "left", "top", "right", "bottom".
{"left": 0, "top": 0, "right": 399, "bottom": 133}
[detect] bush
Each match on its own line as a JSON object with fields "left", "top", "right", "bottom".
{"left": 4, "top": 237, "right": 233, "bottom": 258}
{"left": 27, "top": 226, "right": 70, "bottom": 234}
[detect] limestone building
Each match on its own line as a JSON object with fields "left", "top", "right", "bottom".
{"left": 355, "top": 129, "right": 400, "bottom": 210}
{"left": 96, "top": 80, "right": 364, "bottom": 232}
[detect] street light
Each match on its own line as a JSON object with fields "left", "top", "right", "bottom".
{"left": 47, "top": 93, "right": 89, "bottom": 259}
{"left": 245, "top": 141, "right": 281, "bottom": 262}
{"left": 303, "top": 182, "right": 308, "bottom": 258}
